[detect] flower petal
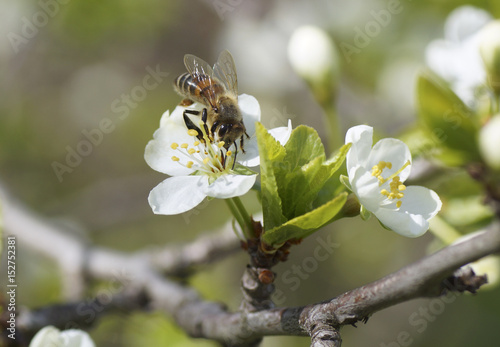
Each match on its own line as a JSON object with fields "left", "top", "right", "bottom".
{"left": 345, "top": 125, "right": 373, "bottom": 172}
{"left": 398, "top": 186, "right": 442, "bottom": 220}
{"left": 367, "top": 138, "right": 412, "bottom": 182}
{"left": 60, "top": 330, "right": 96, "bottom": 347}
{"left": 269, "top": 119, "right": 293, "bottom": 145}
{"left": 239, "top": 94, "right": 261, "bottom": 138}
{"left": 373, "top": 186, "right": 441, "bottom": 238}
{"left": 30, "top": 326, "right": 62, "bottom": 347}
{"left": 144, "top": 125, "right": 195, "bottom": 176}
{"left": 350, "top": 165, "right": 384, "bottom": 212}
{"left": 148, "top": 176, "right": 207, "bottom": 215}
{"left": 237, "top": 139, "right": 260, "bottom": 167}
{"left": 202, "top": 174, "right": 257, "bottom": 199}
{"left": 375, "top": 208, "right": 430, "bottom": 238}
{"left": 425, "top": 39, "right": 462, "bottom": 83}
{"left": 444, "top": 5, "right": 492, "bottom": 43}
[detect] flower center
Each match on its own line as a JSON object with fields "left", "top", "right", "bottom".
{"left": 371, "top": 160, "right": 410, "bottom": 208}
{"left": 169, "top": 124, "right": 234, "bottom": 179}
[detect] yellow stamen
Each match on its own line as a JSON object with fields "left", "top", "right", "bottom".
{"left": 188, "top": 148, "right": 196, "bottom": 155}
{"left": 372, "top": 160, "right": 411, "bottom": 209}
{"left": 383, "top": 160, "right": 411, "bottom": 184}
{"left": 227, "top": 150, "right": 232, "bottom": 157}
{"left": 171, "top": 156, "right": 180, "bottom": 161}
{"left": 218, "top": 141, "right": 225, "bottom": 148}
{"left": 181, "top": 143, "right": 188, "bottom": 149}
{"left": 194, "top": 141, "right": 200, "bottom": 146}
{"left": 171, "top": 143, "right": 179, "bottom": 150}
{"left": 187, "top": 129, "right": 198, "bottom": 136}
{"left": 203, "top": 157, "right": 210, "bottom": 165}
{"left": 186, "top": 161, "right": 194, "bottom": 168}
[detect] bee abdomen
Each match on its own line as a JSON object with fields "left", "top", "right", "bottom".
{"left": 174, "top": 72, "right": 199, "bottom": 97}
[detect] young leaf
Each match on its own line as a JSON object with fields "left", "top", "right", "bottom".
{"left": 262, "top": 192, "right": 348, "bottom": 246}
{"left": 256, "top": 122, "right": 287, "bottom": 230}
{"left": 417, "top": 71, "right": 481, "bottom": 164}
{"left": 291, "top": 143, "right": 351, "bottom": 215}
{"left": 283, "top": 125, "right": 326, "bottom": 169}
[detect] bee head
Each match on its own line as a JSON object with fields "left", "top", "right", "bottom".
{"left": 214, "top": 122, "right": 245, "bottom": 150}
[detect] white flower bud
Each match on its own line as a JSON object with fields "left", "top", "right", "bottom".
{"left": 287, "top": 25, "right": 339, "bottom": 83}
{"left": 479, "top": 114, "right": 500, "bottom": 170}
{"left": 30, "top": 326, "right": 96, "bottom": 347}
{"left": 479, "top": 20, "right": 500, "bottom": 91}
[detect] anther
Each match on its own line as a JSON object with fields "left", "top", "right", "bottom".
{"left": 181, "top": 143, "right": 188, "bottom": 149}
{"left": 187, "top": 129, "right": 198, "bottom": 136}
{"left": 188, "top": 148, "right": 196, "bottom": 155}
{"left": 187, "top": 161, "right": 194, "bottom": 168}
{"left": 171, "top": 156, "right": 180, "bottom": 161}
{"left": 171, "top": 143, "right": 179, "bottom": 150}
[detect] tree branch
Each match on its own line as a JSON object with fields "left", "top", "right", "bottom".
{"left": 11, "top": 190, "right": 499, "bottom": 347}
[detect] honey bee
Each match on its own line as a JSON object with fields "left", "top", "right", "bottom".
{"left": 174, "top": 50, "right": 248, "bottom": 155}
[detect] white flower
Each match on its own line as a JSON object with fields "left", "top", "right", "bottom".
{"left": 29, "top": 326, "right": 95, "bottom": 347}
{"left": 425, "top": 6, "right": 493, "bottom": 107}
{"left": 288, "top": 25, "right": 339, "bottom": 82}
{"left": 479, "top": 20, "right": 500, "bottom": 89}
{"left": 345, "top": 125, "right": 442, "bottom": 238}
{"left": 145, "top": 94, "right": 292, "bottom": 215}
{"left": 479, "top": 114, "right": 500, "bottom": 170}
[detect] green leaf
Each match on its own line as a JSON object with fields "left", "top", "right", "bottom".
{"left": 288, "top": 143, "right": 351, "bottom": 216}
{"left": 283, "top": 125, "right": 326, "bottom": 169}
{"left": 274, "top": 128, "right": 350, "bottom": 219}
{"left": 256, "top": 122, "right": 287, "bottom": 230}
{"left": 416, "top": 70, "right": 481, "bottom": 164}
{"left": 262, "top": 192, "right": 348, "bottom": 246}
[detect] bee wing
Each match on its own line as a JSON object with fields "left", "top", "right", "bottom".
{"left": 184, "top": 54, "right": 218, "bottom": 108}
{"left": 213, "top": 50, "right": 238, "bottom": 97}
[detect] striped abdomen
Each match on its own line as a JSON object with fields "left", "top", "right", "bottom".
{"left": 174, "top": 72, "right": 225, "bottom": 107}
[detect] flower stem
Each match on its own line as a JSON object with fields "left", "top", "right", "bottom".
{"left": 322, "top": 102, "right": 342, "bottom": 152}
{"left": 428, "top": 215, "right": 462, "bottom": 245}
{"left": 226, "top": 197, "right": 254, "bottom": 239}
{"left": 233, "top": 196, "right": 254, "bottom": 238}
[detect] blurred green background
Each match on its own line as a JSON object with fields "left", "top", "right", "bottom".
{"left": 1, "top": 0, "right": 500, "bottom": 346}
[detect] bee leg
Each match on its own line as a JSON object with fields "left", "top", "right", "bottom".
{"left": 183, "top": 111, "right": 204, "bottom": 143}
{"left": 240, "top": 136, "right": 246, "bottom": 154}
{"left": 201, "top": 108, "right": 211, "bottom": 139}
{"left": 231, "top": 148, "right": 238, "bottom": 170}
